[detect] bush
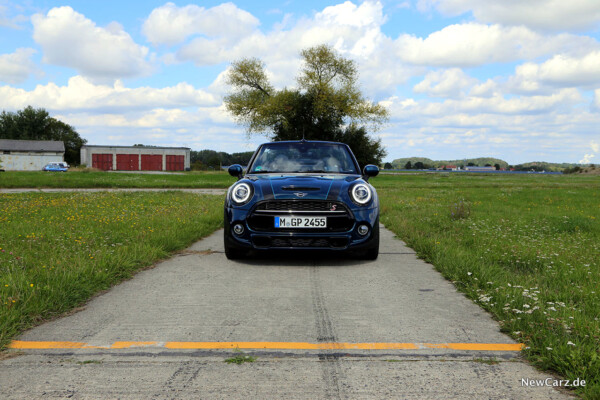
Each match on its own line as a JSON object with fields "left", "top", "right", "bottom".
{"left": 449, "top": 199, "right": 471, "bottom": 220}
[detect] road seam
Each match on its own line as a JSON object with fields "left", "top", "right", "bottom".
{"left": 9, "top": 341, "right": 524, "bottom": 351}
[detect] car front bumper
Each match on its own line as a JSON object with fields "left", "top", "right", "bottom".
{"left": 225, "top": 204, "right": 379, "bottom": 251}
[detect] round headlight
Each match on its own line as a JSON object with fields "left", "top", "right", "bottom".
{"left": 231, "top": 182, "right": 252, "bottom": 204}
{"left": 351, "top": 183, "right": 372, "bottom": 205}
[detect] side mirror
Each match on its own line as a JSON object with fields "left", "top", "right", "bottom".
{"left": 228, "top": 164, "right": 243, "bottom": 180}
{"left": 362, "top": 165, "right": 379, "bottom": 180}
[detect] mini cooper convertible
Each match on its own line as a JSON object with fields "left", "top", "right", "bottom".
{"left": 224, "top": 140, "right": 380, "bottom": 259}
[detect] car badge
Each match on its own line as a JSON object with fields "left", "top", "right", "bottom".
{"left": 294, "top": 192, "right": 308, "bottom": 198}
{"left": 330, "top": 204, "right": 337, "bottom": 211}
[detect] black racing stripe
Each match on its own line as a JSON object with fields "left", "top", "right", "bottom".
{"left": 326, "top": 180, "right": 341, "bottom": 200}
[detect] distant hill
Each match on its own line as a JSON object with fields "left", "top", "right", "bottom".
{"left": 390, "top": 157, "right": 509, "bottom": 169}
{"left": 388, "top": 158, "right": 583, "bottom": 171}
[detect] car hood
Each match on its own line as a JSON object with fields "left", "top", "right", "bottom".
{"left": 249, "top": 174, "right": 360, "bottom": 200}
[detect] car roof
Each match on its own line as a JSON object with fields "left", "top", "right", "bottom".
{"left": 262, "top": 140, "right": 345, "bottom": 145}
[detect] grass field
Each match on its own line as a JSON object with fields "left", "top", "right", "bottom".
{"left": 0, "top": 192, "right": 223, "bottom": 350}
{"left": 1, "top": 171, "right": 598, "bottom": 397}
{"left": 0, "top": 170, "right": 236, "bottom": 188}
{"left": 375, "top": 173, "right": 599, "bottom": 398}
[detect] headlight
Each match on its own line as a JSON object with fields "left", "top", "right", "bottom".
{"left": 231, "top": 182, "right": 253, "bottom": 205}
{"left": 350, "top": 183, "right": 372, "bottom": 205}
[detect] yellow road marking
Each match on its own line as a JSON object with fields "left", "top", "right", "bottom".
{"left": 9, "top": 341, "right": 524, "bottom": 351}
{"left": 110, "top": 341, "right": 158, "bottom": 349}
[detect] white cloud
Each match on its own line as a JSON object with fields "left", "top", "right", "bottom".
{"left": 510, "top": 51, "right": 600, "bottom": 93}
{"left": 0, "top": 48, "right": 38, "bottom": 84}
{"left": 591, "top": 140, "right": 599, "bottom": 153}
{"left": 418, "top": 0, "right": 600, "bottom": 32}
{"left": 413, "top": 68, "right": 477, "bottom": 98}
{"left": 142, "top": 2, "right": 260, "bottom": 46}
{"left": 31, "top": 6, "right": 152, "bottom": 80}
{"left": 173, "top": 1, "right": 388, "bottom": 67}
{"left": 579, "top": 154, "right": 595, "bottom": 164}
{"left": 394, "top": 23, "right": 597, "bottom": 67}
{"left": 0, "top": 75, "right": 217, "bottom": 112}
{"left": 0, "top": 4, "right": 28, "bottom": 29}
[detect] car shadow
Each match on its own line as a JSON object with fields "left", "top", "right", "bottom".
{"left": 232, "top": 250, "right": 373, "bottom": 267}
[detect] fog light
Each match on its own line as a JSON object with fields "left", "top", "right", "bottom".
{"left": 357, "top": 224, "right": 369, "bottom": 236}
{"left": 233, "top": 224, "right": 245, "bottom": 235}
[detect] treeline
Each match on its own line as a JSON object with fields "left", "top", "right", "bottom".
{"left": 0, "top": 106, "right": 86, "bottom": 165}
{"left": 190, "top": 150, "right": 255, "bottom": 170}
{"left": 387, "top": 156, "right": 583, "bottom": 172}
{"left": 389, "top": 157, "right": 509, "bottom": 170}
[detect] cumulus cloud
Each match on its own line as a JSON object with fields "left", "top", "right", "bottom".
{"left": 579, "top": 154, "right": 595, "bottom": 164}
{"left": 172, "top": 1, "right": 388, "bottom": 68}
{"left": 0, "top": 48, "right": 38, "bottom": 84}
{"left": 413, "top": 69, "right": 477, "bottom": 98}
{"left": 31, "top": 6, "right": 152, "bottom": 80}
{"left": 0, "top": 75, "right": 217, "bottom": 112}
{"left": 510, "top": 51, "right": 600, "bottom": 93}
{"left": 394, "top": 23, "right": 597, "bottom": 67}
{"left": 418, "top": 0, "right": 600, "bottom": 32}
{"left": 142, "top": 2, "right": 260, "bottom": 46}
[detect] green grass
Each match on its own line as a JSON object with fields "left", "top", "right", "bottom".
{"left": 0, "top": 191, "right": 223, "bottom": 349}
{"left": 225, "top": 349, "right": 257, "bottom": 364}
{"left": 0, "top": 171, "right": 235, "bottom": 188}
{"left": 374, "top": 173, "right": 600, "bottom": 399}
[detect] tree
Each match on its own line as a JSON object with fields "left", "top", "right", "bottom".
{"left": 0, "top": 106, "right": 86, "bottom": 165}
{"left": 224, "top": 45, "right": 389, "bottom": 166}
{"left": 494, "top": 163, "right": 501, "bottom": 170}
{"left": 404, "top": 161, "right": 412, "bottom": 170}
{"left": 384, "top": 162, "right": 393, "bottom": 170}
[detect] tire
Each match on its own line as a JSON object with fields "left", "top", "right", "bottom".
{"left": 223, "top": 222, "right": 246, "bottom": 260}
{"left": 362, "top": 221, "right": 379, "bottom": 260}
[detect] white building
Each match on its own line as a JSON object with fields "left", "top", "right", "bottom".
{"left": 0, "top": 139, "right": 65, "bottom": 171}
{"left": 80, "top": 145, "right": 191, "bottom": 171}
{"left": 465, "top": 166, "right": 496, "bottom": 172}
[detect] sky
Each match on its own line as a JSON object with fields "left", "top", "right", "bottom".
{"left": 1, "top": 0, "right": 600, "bottom": 164}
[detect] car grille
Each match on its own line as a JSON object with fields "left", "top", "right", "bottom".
{"left": 255, "top": 200, "right": 342, "bottom": 212}
{"left": 248, "top": 200, "right": 354, "bottom": 233}
{"left": 252, "top": 236, "right": 349, "bottom": 249}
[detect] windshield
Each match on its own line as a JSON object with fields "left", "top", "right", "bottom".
{"left": 248, "top": 142, "right": 359, "bottom": 174}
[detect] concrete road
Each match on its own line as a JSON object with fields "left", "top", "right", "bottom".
{"left": 1, "top": 227, "right": 572, "bottom": 399}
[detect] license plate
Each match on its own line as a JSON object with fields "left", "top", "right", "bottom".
{"left": 275, "top": 216, "right": 327, "bottom": 228}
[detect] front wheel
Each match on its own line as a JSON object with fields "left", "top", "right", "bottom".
{"left": 362, "top": 221, "right": 379, "bottom": 260}
{"left": 223, "top": 220, "right": 247, "bottom": 260}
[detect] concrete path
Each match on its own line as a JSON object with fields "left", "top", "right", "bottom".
{"left": 0, "top": 227, "right": 572, "bottom": 399}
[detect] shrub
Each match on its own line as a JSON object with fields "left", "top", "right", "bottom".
{"left": 450, "top": 199, "right": 471, "bottom": 220}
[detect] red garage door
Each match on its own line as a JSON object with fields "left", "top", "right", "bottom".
{"left": 92, "top": 154, "right": 112, "bottom": 170}
{"left": 141, "top": 155, "right": 162, "bottom": 171}
{"left": 116, "top": 154, "right": 139, "bottom": 171}
{"left": 166, "top": 155, "right": 184, "bottom": 171}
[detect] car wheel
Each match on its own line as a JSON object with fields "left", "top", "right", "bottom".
{"left": 224, "top": 239, "right": 245, "bottom": 260}
{"left": 362, "top": 221, "right": 379, "bottom": 260}
{"left": 223, "top": 220, "right": 246, "bottom": 260}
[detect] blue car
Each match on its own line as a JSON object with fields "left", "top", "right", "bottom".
{"left": 42, "top": 162, "right": 68, "bottom": 172}
{"left": 224, "top": 140, "right": 380, "bottom": 259}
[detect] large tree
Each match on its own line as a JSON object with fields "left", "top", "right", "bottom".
{"left": 0, "top": 106, "right": 87, "bottom": 165}
{"left": 224, "top": 45, "right": 389, "bottom": 166}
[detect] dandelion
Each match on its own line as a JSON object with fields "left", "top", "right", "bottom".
{"left": 30, "top": 283, "right": 34, "bottom": 287}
